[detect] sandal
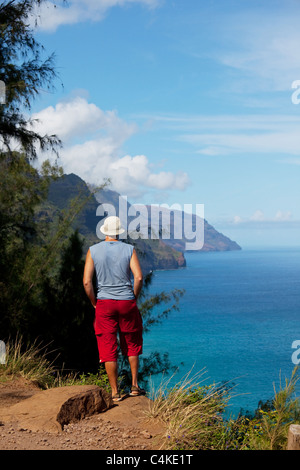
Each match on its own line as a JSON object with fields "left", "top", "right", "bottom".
{"left": 129, "top": 385, "right": 146, "bottom": 397}
{"left": 112, "top": 392, "right": 123, "bottom": 402}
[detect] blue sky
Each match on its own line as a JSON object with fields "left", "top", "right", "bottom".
{"left": 30, "top": 0, "right": 300, "bottom": 247}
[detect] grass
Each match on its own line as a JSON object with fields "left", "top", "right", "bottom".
{"left": 0, "top": 337, "right": 57, "bottom": 389}
{"left": 0, "top": 337, "right": 116, "bottom": 392}
{"left": 146, "top": 367, "right": 235, "bottom": 450}
{"left": 1, "top": 338, "right": 299, "bottom": 450}
{"left": 145, "top": 366, "right": 300, "bottom": 450}
{"left": 51, "top": 368, "right": 112, "bottom": 394}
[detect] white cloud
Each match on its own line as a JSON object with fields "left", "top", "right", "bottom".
{"left": 165, "top": 3, "right": 300, "bottom": 94}
{"left": 31, "top": 97, "right": 133, "bottom": 142}
{"left": 230, "top": 210, "right": 295, "bottom": 226}
{"left": 232, "top": 215, "right": 243, "bottom": 225}
{"left": 213, "top": 7, "right": 300, "bottom": 92}
{"left": 282, "top": 158, "right": 300, "bottom": 166}
{"left": 250, "top": 210, "right": 265, "bottom": 222}
{"left": 32, "top": 96, "right": 189, "bottom": 196}
{"left": 189, "top": 130, "right": 300, "bottom": 157}
{"left": 33, "top": 0, "right": 159, "bottom": 32}
{"left": 143, "top": 113, "right": 300, "bottom": 157}
{"left": 148, "top": 170, "right": 189, "bottom": 190}
{"left": 110, "top": 154, "right": 150, "bottom": 181}
{"left": 274, "top": 210, "right": 292, "bottom": 222}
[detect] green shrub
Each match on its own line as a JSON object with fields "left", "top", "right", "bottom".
{"left": 146, "top": 366, "right": 300, "bottom": 451}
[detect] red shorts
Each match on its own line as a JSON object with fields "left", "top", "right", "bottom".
{"left": 94, "top": 299, "right": 143, "bottom": 363}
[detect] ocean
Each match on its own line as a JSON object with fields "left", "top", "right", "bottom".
{"left": 142, "top": 247, "right": 300, "bottom": 417}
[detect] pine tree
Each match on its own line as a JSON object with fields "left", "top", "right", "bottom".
{"left": 0, "top": 0, "right": 62, "bottom": 158}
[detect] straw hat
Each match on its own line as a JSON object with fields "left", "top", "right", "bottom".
{"left": 100, "top": 216, "right": 125, "bottom": 236}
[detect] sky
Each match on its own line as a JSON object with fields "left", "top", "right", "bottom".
{"left": 27, "top": 0, "right": 300, "bottom": 248}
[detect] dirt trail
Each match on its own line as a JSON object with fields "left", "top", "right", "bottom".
{"left": 0, "top": 377, "right": 165, "bottom": 450}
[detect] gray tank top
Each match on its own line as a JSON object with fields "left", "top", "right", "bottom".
{"left": 90, "top": 241, "right": 135, "bottom": 300}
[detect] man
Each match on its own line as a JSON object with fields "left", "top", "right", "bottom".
{"left": 83, "top": 216, "right": 144, "bottom": 401}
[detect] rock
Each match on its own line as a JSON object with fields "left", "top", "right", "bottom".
{"left": 0, "top": 385, "right": 113, "bottom": 434}
{"left": 57, "top": 388, "right": 112, "bottom": 428}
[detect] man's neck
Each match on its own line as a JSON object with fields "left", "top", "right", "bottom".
{"left": 105, "top": 236, "right": 118, "bottom": 242}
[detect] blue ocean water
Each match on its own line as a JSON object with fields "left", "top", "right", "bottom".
{"left": 142, "top": 247, "right": 300, "bottom": 417}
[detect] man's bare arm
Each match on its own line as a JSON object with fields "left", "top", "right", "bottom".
{"left": 83, "top": 249, "right": 97, "bottom": 308}
{"left": 130, "top": 248, "right": 143, "bottom": 300}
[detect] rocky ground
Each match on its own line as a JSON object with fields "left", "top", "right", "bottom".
{"left": 0, "top": 377, "right": 165, "bottom": 451}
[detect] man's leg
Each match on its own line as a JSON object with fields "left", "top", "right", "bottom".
{"left": 128, "top": 355, "right": 139, "bottom": 388}
{"left": 104, "top": 361, "right": 118, "bottom": 397}
{"left": 128, "top": 355, "right": 145, "bottom": 395}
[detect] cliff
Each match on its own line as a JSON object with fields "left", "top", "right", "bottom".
{"left": 40, "top": 173, "right": 241, "bottom": 273}
{"left": 41, "top": 173, "right": 186, "bottom": 273}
